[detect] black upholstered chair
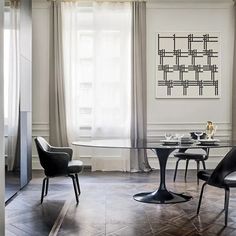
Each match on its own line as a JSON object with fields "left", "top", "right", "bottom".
{"left": 173, "top": 132, "right": 209, "bottom": 184}
{"left": 35, "top": 137, "right": 83, "bottom": 204}
{"left": 197, "top": 147, "right": 236, "bottom": 226}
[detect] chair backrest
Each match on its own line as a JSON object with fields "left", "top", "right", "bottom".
{"left": 178, "top": 147, "right": 209, "bottom": 160}
{"left": 34, "top": 137, "right": 51, "bottom": 170}
{"left": 190, "top": 132, "right": 207, "bottom": 140}
{"left": 188, "top": 132, "right": 209, "bottom": 159}
{"left": 35, "top": 137, "right": 70, "bottom": 177}
{"left": 208, "top": 147, "right": 236, "bottom": 187}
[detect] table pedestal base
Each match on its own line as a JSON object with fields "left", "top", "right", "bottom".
{"left": 133, "top": 189, "right": 192, "bottom": 204}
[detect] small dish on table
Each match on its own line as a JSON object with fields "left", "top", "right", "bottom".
{"left": 198, "top": 139, "right": 220, "bottom": 145}
{"left": 180, "top": 136, "right": 194, "bottom": 145}
{"left": 180, "top": 140, "right": 194, "bottom": 145}
{"left": 160, "top": 139, "right": 179, "bottom": 145}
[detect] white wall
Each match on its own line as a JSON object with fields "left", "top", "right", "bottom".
{"left": 32, "top": 1, "right": 50, "bottom": 168}
{"left": 146, "top": 0, "right": 234, "bottom": 168}
{"left": 32, "top": 0, "right": 235, "bottom": 170}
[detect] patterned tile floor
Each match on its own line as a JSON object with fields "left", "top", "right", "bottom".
{"left": 5, "top": 170, "right": 236, "bottom": 236}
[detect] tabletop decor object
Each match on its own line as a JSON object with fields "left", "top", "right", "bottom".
{"left": 206, "top": 121, "right": 217, "bottom": 139}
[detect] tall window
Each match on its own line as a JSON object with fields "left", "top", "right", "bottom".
{"left": 3, "top": 5, "right": 20, "bottom": 171}
{"left": 62, "top": 2, "right": 131, "bottom": 141}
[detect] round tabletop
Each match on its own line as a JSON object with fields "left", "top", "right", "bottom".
{"left": 72, "top": 138, "right": 235, "bottom": 205}
{"left": 72, "top": 138, "right": 234, "bottom": 149}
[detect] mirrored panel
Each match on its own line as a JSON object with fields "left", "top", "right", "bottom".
{"left": 4, "top": 0, "right": 21, "bottom": 202}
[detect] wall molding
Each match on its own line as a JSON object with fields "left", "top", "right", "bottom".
{"left": 147, "top": 122, "right": 231, "bottom": 139}
{"left": 147, "top": 121, "right": 231, "bottom": 125}
{"left": 31, "top": 121, "right": 232, "bottom": 170}
{"left": 147, "top": 0, "right": 234, "bottom": 9}
{"left": 32, "top": 0, "right": 50, "bottom": 9}
{"left": 32, "top": 122, "right": 49, "bottom": 137}
{"left": 32, "top": 122, "right": 49, "bottom": 169}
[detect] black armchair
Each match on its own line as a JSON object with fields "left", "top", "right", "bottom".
{"left": 35, "top": 137, "right": 83, "bottom": 204}
{"left": 197, "top": 147, "right": 236, "bottom": 226}
{"left": 173, "top": 132, "right": 209, "bottom": 184}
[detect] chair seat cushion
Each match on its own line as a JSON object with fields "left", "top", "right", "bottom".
{"left": 174, "top": 152, "right": 205, "bottom": 160}
{"left": 198, "top": 170, "right": 213, "bottom": 181}
{"left": 225, "top": 172, "right": 236, "bottom": 187}
{"left": 68, "top": 160, "right": 83, "bottom": 174}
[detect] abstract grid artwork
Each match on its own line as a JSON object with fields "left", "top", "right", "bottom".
{"left": 156, "top": 32, "right": 220, "bottom": 98}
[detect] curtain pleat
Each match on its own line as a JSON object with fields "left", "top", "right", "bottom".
{"left": 49, "top": 1, "right": 69, "bottom": 146}
{"left": 130, "top": 1, "right": 151, "bottom": 172}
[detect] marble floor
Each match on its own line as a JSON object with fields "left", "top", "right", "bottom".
{"left": 5, "top": 170, "right": 236, "bottom": 236}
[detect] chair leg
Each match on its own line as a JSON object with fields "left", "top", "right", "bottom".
{"left": 69, "top": 175, "right": 79, "bottom": 204}
{"left": 173, "top": 159, "right": 180, "bottom": 182}
{"left": 185, "top": 159, "right": 189, "bottom": 181}
{"left": 45, "top": 178, "right": 49, "bottom": 196}
{"left": 41, "top": 177, "right": 48, "bottom": 204}
{"left": 196, "top": 160, "right": 200, "bottom": 185}
{"left": 75, "top": 173, "right": 81, "bottom": 195}
{"left": 224, "top": 188, "right": 230, "bottom": 226}
{"left": 197, "top": 182, "right": 207, "bottom": 214}
{"left": 201, "top": 160, "right": 206, "bottom": 170}
{"left": 224, "top": 188, "right": 227, "bottom": 210}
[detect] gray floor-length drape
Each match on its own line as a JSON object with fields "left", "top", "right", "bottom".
{"left": 49, "top": 1, "right": 68, "bottom": 147}
{"left": 130, "top": 1, "right": 152, "bottom": 172}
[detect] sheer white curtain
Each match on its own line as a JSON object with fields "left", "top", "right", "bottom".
{"left": 61, "top": 2, "right": 131, "bottom": 143}
{"left": 4, "top": 3, "right": 20, "bottom": 171}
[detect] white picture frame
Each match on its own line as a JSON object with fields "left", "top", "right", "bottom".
{"left": 155, "top": 32, "right": 220, "bottom": 98}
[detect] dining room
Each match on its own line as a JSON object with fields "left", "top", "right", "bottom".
{"left": 0, "top": 0, "right": 236, "bottom": 235}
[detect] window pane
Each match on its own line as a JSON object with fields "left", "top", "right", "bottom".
{"left": 78, "top": 32, "right": 93, "bottom": 58}
{"left": 62, "top": 2, "right": 131, "bottom": 138}
{"left": 79, "top": 59, "right": 93, "bottom": 83}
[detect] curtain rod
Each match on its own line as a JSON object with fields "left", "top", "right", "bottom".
{"left": 47, "top": 0, "right": 147, "bottom": 2}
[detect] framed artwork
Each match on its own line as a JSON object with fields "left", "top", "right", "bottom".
{"left": 156, "top": 32, "right": 220, "bottom": 98}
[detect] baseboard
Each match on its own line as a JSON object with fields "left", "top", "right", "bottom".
{"left": 149, "top": 158, "right": 220, "bottom": 170}
{"left": 32, "top": 153, "right": 225, "bottom": 170}
{"left": 83, "top": 165, "right": 92, "bottom": 171}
